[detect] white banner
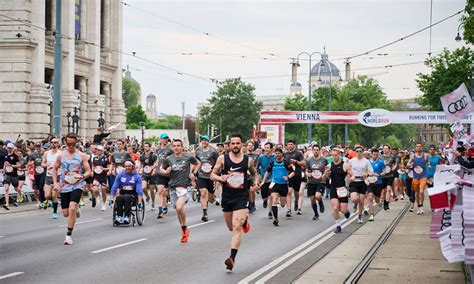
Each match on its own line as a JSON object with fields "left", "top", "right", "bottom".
{"left": 440, "top": 83, "right": 474, "bottom": 123}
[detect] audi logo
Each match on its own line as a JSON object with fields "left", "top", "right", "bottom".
{"left": 447, "top": 96, "right": 468, "bottom": 114}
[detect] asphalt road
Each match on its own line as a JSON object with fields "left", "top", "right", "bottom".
{"left": 0, "top": 196, "right": 356, "bottom": 283}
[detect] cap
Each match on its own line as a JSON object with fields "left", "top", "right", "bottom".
{"left": 97, "top": 145, "right": 104, "bottom": 151}
{"left": 216, "top": 143, "right": 224, "bottom": 147}
{"left": 6, "top": 143, "right": 15, "bottom": 149}
{"left": 200, "top": 135, "right": 210, "bottom": 141}
{"left": 35, "top": 142, "right": 42, "bottom": 147}
{"left": 159, "top": 133, "right": 169, "bottom": 139}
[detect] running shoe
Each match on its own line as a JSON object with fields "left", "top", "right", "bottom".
{"left": 224, "top": 257, "right": 234, "bottom": 271}
{"left": 268, "top": 211, "right": 273, "bottom": 219}
{"left": 416, "top": 208, "right": 421, "bottom": 215}
{"left": 13, "top": 201, "right": 19, "bottom": 207}
{"left": 101, "top": 204, "right": 107, "bottom": 211}
{"left": 334, "top": 225, "right": 342, "bottom": 233}
{"left": 75, "top": 208, "right": 81, "bottom": 218}
{"left": 297, "top": 209, "right": 302, "bottom": 215}
{"left": 243, "top": 219, "right": 251, "bottom": 234}
{"left": 78, "top": 200, "right": 85, "bottom": 207}
{"left": 285, "top": 210, "right": 292, "bottom": 218}
{"left": 358, "top": 215, "right": 363, "bottom": 224}
{"left": 150, "top": 205, "right": 155, "bottom": 211}
{"left": 41, "top": 200, "right": 48, "bottom": 210}
{"left": 52, "top": 213, "right": 58, "bottom": 219}
{"left": 91, "top": 196, "right": 96, "bottom": 208}
{"left": 3, "top": 204, "right": 10, "bottom": 210}
{"left": 157, "top": 212, "right": 165, "bottom": 219}
{"left": 115, "top": 215, "right": 122, "bottom": 223}
{"left": 344, "top": 211, "right": 351, "bottom": 219}
{"left": 163, "top": 207, "right": 168, "bottom": 215}
{"left": 400, "top": 195, "right": 404, "bottom": 200}
{"left": 294, "top": 201, "right": 298, "bottom": 211}
{"left": 319, "top": 200, "right": 325, "bottom": 213}
{"left": 273, "top": 218, "right": 279, "bottom": 226}
{"left": 312, "top": 214, "right": 319, "bottom": 221}
{"left": 409, "top": 208, "right": 414, "bottom": 212}
{"left": 263, "top": 199, "right": 268, "bottom": 209}
{"left": 419, "top": 207, "right": 424, "bottom": 214}
{"left": 368, "top": 214, "right": 374, "bottom": 222}
{"left": 64, "top": 235, "right": 73, "bottom": 245}
{"left": 123, "top": 216, "right": 130, "bottom": 223}
{"left": 180, "top": 229, "right": 190, "bottom": 243}
{"left": 201, "top": 214, "right": 209, "bottom": 222}
{"left": 215, "top": 201, "right": 220, "bottom": 206}
{"left": 249, "top": 205, "right": 256, "bottom": 214}
{"left": 17, "top": 194, "right": 24, "bottom": 203}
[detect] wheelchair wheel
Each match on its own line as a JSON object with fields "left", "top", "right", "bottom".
{"left": 136, "top": 200, "right": 145, "bottom": 226}
{"left": 112, "top": 202, "right": 117, "bottom": 227}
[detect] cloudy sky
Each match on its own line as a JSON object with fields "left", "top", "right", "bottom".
{"left": 122, "top": 0, "right": 467, "bottom": 116}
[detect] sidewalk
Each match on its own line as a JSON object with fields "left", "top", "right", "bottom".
{"left": 295, "top": 199, "right": 466, "bottom": 283}
{"left": 0, "top": 202, "right": 40, "bottom": 215}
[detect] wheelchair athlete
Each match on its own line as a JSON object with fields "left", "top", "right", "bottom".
{"left": 109, "top": 160, "right": 143, "bottom": 224}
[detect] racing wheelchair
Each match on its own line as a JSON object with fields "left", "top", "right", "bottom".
{"left": 112, "top": 194, "right": 145, "bottom": 227}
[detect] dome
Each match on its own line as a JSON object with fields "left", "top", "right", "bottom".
{"left": 310, "top": 50, "right": 340, "bottom": 78}
{"left": 290, "top": 82, "right": 302, "bottom": 87}
{"left": 146, "top": 94, "right": 156, "bottom": 100}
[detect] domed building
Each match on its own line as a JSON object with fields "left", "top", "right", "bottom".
{"left": 145, "top": 94, "right": 158, "bottom": 119}
{"left": 310, "top": 48, "right": 341, "bottom": 89}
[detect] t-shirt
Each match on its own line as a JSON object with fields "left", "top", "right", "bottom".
{"left": 349, "top": 157, "right": 373, "bottom": 182}
{"left": 92, "top": 155, "right": 109, "bottom": 176}
{"left": 283, "top": 150, "right": 304, "bottom": 176}
{"left": 379, "top": 154, "right": 395, "bottom": 178}
{"left": 110, "top": 171, "right": 143, "bottom": 197}
{"left": 156, "top": 144, "right": 173, "bottom": 177}
{"left": 266, "top": 159, "right": 293, "bottom": 185}
{"left": 140, "top": 152, "right": 158, "bottom": 176}
{"left": 306, "top": 156, "right": 328, "bottom": 184}
{"left": 195, "top": 146, "right": 219, "bottom": 179}
{"left": 3, "top": 152, "right": 19, "bottom": 176}
{"left": 0, "top": 148, "right": 6, "bottom": 168}
{"left": 258, "top": 154, "right": 275, "bottom": 183}
{"left": 369, "top": 159, "right": 384, "bottom": 184}
{"left": 427, "top": 154, "right": 441, "bottom": 178}
{"left": 29, "top": 152, "right": 45, "bottom": 175}
{"left": 162, "top": 153, "right": 198, "bottom": 189}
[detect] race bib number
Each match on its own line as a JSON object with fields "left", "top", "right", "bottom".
{"left": 94, "top": 166, "right": 104, "bottom": 175}
{"left": 35, "top": 166, "right": 44, "bottom": 174}
{"left": 5, "top": 166, "right": 13, "bottom": 173}
{"left": 414, "top": 166, "right": 423, "bottom": 174}
{"left": 226, "top": 172, "right": 245, "bottom": 189}
{"left": 336, "top": 186, "right": 348, "bottom": 198}
{"left": 368, "top": 176, "right": 378, "bottom": 183}
{"left": 122, "top": 185, "right": 134, "bottom": 191}
{"left": 64, "top": 172, "right": 79, "bottom": 184}
{"left": 408, "top": 170, "right": 414, "bottom": 178}
{"left": 201, "top": 163, "right": 213, "bottom": 174}
{"left": 176, "top": 186, "right": 189, "bottom": 198}
{"left": 312, "top": 170, "right": 322, "bottom": 179}
{"left": 384, "top": 166, "right": 391, "bottom": 173}
{"left": 143, "top": 166, "right": 152, "bottom": 174}
{"left": 17, "top": 170, "right": 25, "bottom": 177}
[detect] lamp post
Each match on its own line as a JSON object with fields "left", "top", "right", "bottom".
{"left": 455, "top": 23, "right": 463, "bottom": 42}
{"left": 139, "top": 122, "right": 145, "bottom": 148}
{"left": 327, "top": 62, "right": 333, "bottom": 146}
{"left": 295, "top": 52, "right": 325, "bottom": 144}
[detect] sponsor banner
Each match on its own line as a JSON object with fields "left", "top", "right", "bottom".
{"left": 440, "top": 83, "right": 473, "bottom": 123}
{"left": 260, "top": 110, "right": 474, "bottom": 127}
{"left": 259, "top": 124, "right": 284, "bottom": 144}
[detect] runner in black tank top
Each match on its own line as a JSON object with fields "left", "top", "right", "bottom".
{"left": 211, "top": 133, "right": 258, "bottom": 272}
{"left": 328, "top": 148, "right": 353, "bottom": 233}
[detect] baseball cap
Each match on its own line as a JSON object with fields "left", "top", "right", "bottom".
{"left": 6, "top": 143, "right": 15, "bottom": 149}
{"left": 97, "top": 145, "right": 104, "bottom": 151}
{"left": 159, "top": 133, "right": 169, "bottom": 139}
{"left": 200, "top": 135, "right": 210, "bottom": 141}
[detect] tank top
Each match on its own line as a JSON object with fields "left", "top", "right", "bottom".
{"left": 46, "top": 150, "right": 60, "bottom": 177}
{"left": 270, "top": 160, "right": 290, "bottom": 185}
{"left": 413, "top": 153, "right": 427, "bottom": 179}
{"left": 330, "top": 161, "right": 346, "bottom": 188}
{"left": 222, "top": 153, "right": 249, "bottom": 198}
{"left": 60, "top": 150, "right": 84, "bottom": 193}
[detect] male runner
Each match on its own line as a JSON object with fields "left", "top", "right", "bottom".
{"left": 407, "top": 143, "right": 430, "bottom": 214}
{"left": 155, "top": 133, "right": 173, "bottom": 219}
{"left": 305, "top": 144, "right": 328, "bottom": 221}
{"left": 211, "top": 133, "right": 258, "bottom": 271}
{"left": 41, "top": 138, "right": 61, "bottom": 218}
{"left": 195, "top": 135, "right": 219, "bottom": 222}
{"left": 262, "top": 148, "right": 294, "bottom": 226}
{"left": 2, "top": 143, "right": 21, "bottom": 210}
{"left": 257, "top": 142, "right": 275, "bottom": 219}
{"left": 426, "top": 144, "right": 442, "bottom": 188}
{"left": 29, "top": 143, "right": 46, "bottom": 207}
{"left": 139, "top": 142, "right": 158, "bottom": 210}
{"left": 108, "top": 139, "right": 131, "bottom": 190}
{"left": 160, "top": 139, "right": 200, "bottom": 243}
{"left": 283, "top": 140, "right": 305, "bottom": 217}
{"left": 348, "top": 146, "right": 373, "bottom": 224}
{"left": 92, "top": 145, "right": 110, "bottom": 211}
{"left": 379, "top": 144, "right": 396, "bottom": 210}
{"left": 52, "top": 133, "right": 91, "bottom": 245}
{"left": 367, "top": 149, "right": 384, "bottom": 221}
{"left": 246, "top": 140, "right": 260, "bottom": 214}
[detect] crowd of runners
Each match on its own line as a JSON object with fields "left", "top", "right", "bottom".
{"left": 1, "top": 132, "right": 473, "bottom": 270}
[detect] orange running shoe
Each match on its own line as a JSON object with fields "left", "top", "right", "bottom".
{"left": 243, "top": 219, "right": 250, "bottom": 234}
{"left": 180, "top": 228, "right": 190, "bottom": 243}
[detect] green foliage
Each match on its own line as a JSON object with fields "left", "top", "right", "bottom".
{"left": 461, "top": 0, "right": 474, "bottom": 44}
{"left": 375, "top": 135, "right": 402, "bottom": 149}
{"left": 126, "top": 105, "right": 148, "bottom": 129}
{"left": 146, "top": 115, "right": 182, "bottom": 129}
{"left": 416, "top": 47, "right": 474, "bottom": 111}
{"left": 200, "top": 78, "right": 263, "bottom": 141}
{"left": 284, "top": 75, "right": 416, "bottom": 147}
{"left": 122, "top": 77, "right": 141, "bottom": 109}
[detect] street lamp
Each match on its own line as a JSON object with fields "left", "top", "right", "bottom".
{"left": 139, "top": 122, "right": 145, "bottom": 148}
{"left": 294, "top": 52, "right": 325, "bottom": 144}
{"left": 455, "top": 23, "right": 463, "bottom": 42}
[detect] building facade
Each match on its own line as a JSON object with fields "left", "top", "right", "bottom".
{"left": 0, "top": 0, "right": 126, "bottom": 140}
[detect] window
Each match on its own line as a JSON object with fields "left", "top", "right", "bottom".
{"left": 45, "top": 0, "right": 53, "bottom": 32}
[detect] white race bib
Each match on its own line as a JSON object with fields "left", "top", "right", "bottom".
{"left": 122, "top": 185, "right": 134, "bottom": 191}
{"left": 94, "top": 166, "right": 104, "bottom": 175}
{"left": 176, "top": 186, "right": 189, "bottom": 198}
{"left": 408, "top": 171, "right": 414, "bottom": 178}
{"left": 368, "top": 176, "right": 378, "bottom": 183}
{"left": 336, "top": 186, "right": 348, "bottom": 198}
{"left": 226, "top": 172, "right": 245, "bottom": 189}
{"left": 384, "top": 166, "right": 391, "bottom": 173}
{"left": 414, "top": 166, "right": 423, "bottom": 174}
{"left": 17, "top": 170, "right": 25, "bottom": 176}
{"left": 5, "top": 166, "right": 13, "bottom": 173}
{"left": 64, "top": 172, "right": 79, "bottom": 184}
{"left": 201, "top": 163, "right": 213, "bottom": 174}
{"left": 143, "top": 166, "right": 152, "bottom": 174}
{"left": 312, "top": 170, "right": 322, "bottom": 179}
{"left": 35, "top": 166, "right": 44, "bottom": 174}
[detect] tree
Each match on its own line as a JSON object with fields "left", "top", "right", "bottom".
{"left": 146, "top": 115, "right": 182, "bottom": 129}
{"left": 416, "top": 47, "right": 474, "bottom": 111}
{"left": 122, "top": 77, "right": 141, "bottom": 109}
{"left": 126, "top": 105, "right": 148, "bottom": 129}
{"left": 461, "top": 0, "right": 474, "bottom": 44}
{"left": 199, "top": 78, "right": 263, "bottom": 141}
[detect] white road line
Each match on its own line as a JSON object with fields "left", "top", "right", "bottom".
{"left": 58, "top": 218, "right": 102, "bottom": 227}
{"left": 0, "top": 236, "right": 4, "bottom": 238}
{"left": 256, "top": 215, "right": 357, "bottom": 284}
{"left": 91, "top": 238, "right": 147, "bottom": 254}
{"left": 188, "top": 220, "right": 215, "bottom": 228}
{"left": 0, "top": 272, "right": 24, "bottom": 280}
{"left": 238, "top": 214, "right": 357, "bottom": 284}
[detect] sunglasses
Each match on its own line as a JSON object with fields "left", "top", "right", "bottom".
{"left": 355, "top": 150, "right": 363, "bottom": 153}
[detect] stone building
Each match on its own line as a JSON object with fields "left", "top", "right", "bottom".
{"left": 0, "top": 0, "right": 126, "bottom": 140}
{"left": 145, "top": 94, "right": 158, "bottom": 120}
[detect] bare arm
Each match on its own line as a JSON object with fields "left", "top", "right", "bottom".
{"left": 82, "top": 153, "right": 92, "bottom": 179}
{"left": 210, "top": 155, "right": 226, "bottom": 183}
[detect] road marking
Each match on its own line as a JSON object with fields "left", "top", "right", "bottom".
{"left": 58, "top": 218, "right": 102, "bottom": 227}
{"left": 91, "top": 238, "right": 147, "bottom": 254}
{"left": 188, "top": 220, "right": 215, "bottom": 228}
{"left": 238, "top": 214, "right": 357, "bottom": 284}
{"left": 0, "top": 236, "right": 4, "bottom": 238}
{"left": 0, "top": 272, "right": 24, "bottom": 280}
{"left": 256, "top": 215, "right": 357, "bottom": 283}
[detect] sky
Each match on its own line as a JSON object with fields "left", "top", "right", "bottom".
{"left": 122, "top": 0, "right": 468, "bottom": 116}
